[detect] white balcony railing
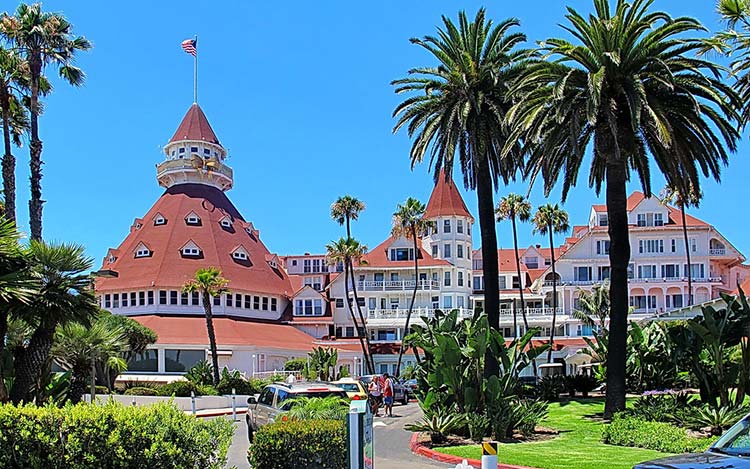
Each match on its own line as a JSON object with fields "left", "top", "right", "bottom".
{"left": 357, "top": 280, "right": 441, "bottom": 292}
{"left": 542, "top": 277, "right": 723, "bottom": 287}
{"left": 367, "top": 308, "right": 474, "bottom": 320}
{"left": 710, "top": 248, "right": 726, "bottom": 256}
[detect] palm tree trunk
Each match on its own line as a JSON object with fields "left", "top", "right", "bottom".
{"left": 348, "top": 263, "right": 375, "bottom": 374}
{"left": 67, "top": 367, "right": 88, "bottom": 404}
{"left": 604, "top": 157, "right": 630, "bottom": 418}
{"left": 28, "top": 60, "right": 43, "bottom": 242}
{"left": 681, "top": 203, "right": 692, "bottom": 306}
{"left": 547, "top": 226, "right": 558, "bottom": 364}
{"left": 0, "top": 86, "right": 16, "bottom": 222}
{"left": 9, "top": 324, "right": 54, "bottom": 404}
{"left": 396, "top": 225, "right": 419, "bottom": 376}
{"left": 476, "top": 160, "right": 500, "bottom": 378}
{"left": 511, "top": 214, "right": 529, "bottom": 331}
{"left": 344, "top": 260, "right": 373, "bottom": 374}
{"left": 202, "top": 292, "right": 221, "bottom": 385}
{"left": 0, "top": 308, "right": 7, "bottom": 401}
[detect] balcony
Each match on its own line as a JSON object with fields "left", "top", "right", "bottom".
{"left": 367, "top": 308, "right": 474, "bottom": 320}
{"left": 500, "top": 307, "right": 564, "bottom": 316}
{"left": 543, "top": 277, "right": 722, "bottom": 287}
{"left": 357, "top": 280, "right": 441, "bottom": 292}
{"left": 710, "top": 248, "right": 726, "bottom": 256}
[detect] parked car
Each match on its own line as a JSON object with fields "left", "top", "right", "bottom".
{"left": 359, "top": 375, "right": 409, "bottom": 405}
{"left": 245, "top": 382, "right": 347, "bottom": 442}
{"left": 329, "top": 378, "right": 368, "bottom": 400}
{"left": 403, "top": 378, "right": 418, "bottom": 394}
{"left": 634, "top": 412, "right": 750, "bottom": 468}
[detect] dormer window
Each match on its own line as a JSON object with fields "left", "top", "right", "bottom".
{"left": 107, "top": 255, "right": 116, "bottom": 263}
{"left": 181, "top": 240, "right": 201, "bottom": 257}
{"left": 154, "top": 213, "right": 167, "bottom": 226}
{"left": 233, "top": 251, "right": 247, "bottom": 260}
{"left": 598, "top": 214, "right": 608, "bottom": 227}
{"left": 178, "top": 147, "right": 185, "bottom": 154}
{"left": 134, "top": 242, "right": 151, "bottom": 258}
{"left": 220, "top": 217, "right": 232, "bottom": 229}
{"left": 185, "top": 212, "right": 201, "bottom": 225}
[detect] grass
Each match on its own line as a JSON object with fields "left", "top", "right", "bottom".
{"left": 434, "top": 399, "right": 670, "bottom": 469}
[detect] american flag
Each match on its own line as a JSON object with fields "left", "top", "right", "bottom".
{"left": 181, "top": 38, "right": 197, "bottom": 57}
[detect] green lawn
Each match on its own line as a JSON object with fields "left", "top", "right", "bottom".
{"left": 434, "top": 399, "right": 669, "bottom": 469}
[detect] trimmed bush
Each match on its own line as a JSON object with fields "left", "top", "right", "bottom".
{"left": 603, "top": 415, "right": 716, "bottom": 453}
{"left": 0, "top": 401, "right": 233, "bottom": 468}
{"left": 216, "top": 369, "right": 255, "bottom": 395}
{"left": 123, "top": 386, "right": 158, "bottom": 396}
{"left": 157, "top": 380, "right": 200, "bottom": 397}
{"left": 248, "top": 419, "right": 346, "bottom": 469}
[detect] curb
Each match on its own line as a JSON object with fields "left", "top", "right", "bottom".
{"left": 408, "top": 432, "right": 539, "bottom": 469}
{"left": 192, "top": 408, "right": 248, "bottom": 418}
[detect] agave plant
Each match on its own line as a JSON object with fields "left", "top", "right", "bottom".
{"left": 684, "top": 404, "right": 748, "bottom": 436}
{"left": 405, "top": 412, "right": 467, "bottom": 444}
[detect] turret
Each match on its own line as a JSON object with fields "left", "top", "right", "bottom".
{"left": 157, "top": 104, "right": 233, "bottom": 191}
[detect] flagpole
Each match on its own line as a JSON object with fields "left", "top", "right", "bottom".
{"left": 193, "top": 35, "right": 198, "bottom": 103}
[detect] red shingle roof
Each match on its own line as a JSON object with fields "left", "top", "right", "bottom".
{"left": 133, "top": 315, "right": 316, "bottom": 350}
{"left": 360, "top": 236, "right": 451, "bottom": 268}
{"left": 424, "top": 170, "right": 473, "bottom": 220}
{"left": 96, "top": 183, "right": 293, "bottom": 296}
{"left": 169, "top": 104, "right": 221, "bottom": 146}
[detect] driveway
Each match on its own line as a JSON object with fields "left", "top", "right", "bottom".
{"left": 224, "top": 402, "right": 450, "bottom": 469}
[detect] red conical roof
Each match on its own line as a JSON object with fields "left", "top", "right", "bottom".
{"left": 169, "top": 103, "right": 221, "bottom": 146}
{"left": 424, "top": 170, "right": 473, "bottom": 220}
{"left": 96, "top": 183, "right": 292, "bottom": 297}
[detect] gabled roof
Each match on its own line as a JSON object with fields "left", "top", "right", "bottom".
{"left": 424, "top": 170, "right": 473, "bottom": 220}
{"left": 360, "top": 236, "right": 451, "bottom": 268}
{"left": 96, "top": 183, "right": 293, "bottom": 297}
{"left": 169, "top": 103, "right": 221, "bottom": 146}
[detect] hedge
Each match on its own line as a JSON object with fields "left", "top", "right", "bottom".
{"left": 0, "top": 401, "right": 234, "bottom": 469}
{"left": 248, "top": 419, "right": 347, "bottom": 469}
{"left": 123, "top": 386, "right": 157, "bottom": 396}
{"left": 602, "top": 415, "right": 716, "bottom": 454}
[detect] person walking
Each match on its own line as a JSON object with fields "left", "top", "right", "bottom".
{"left": 368, "top": 376, "right": 381, "bottom": 416}
{"left": 382, "top": 373, "right": 394, "bottom": 417}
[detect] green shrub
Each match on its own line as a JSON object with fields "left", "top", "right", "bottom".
{"left": 157, "top": 380, "right": 200, "bottom": 397}
{"left": 628, "top": 392, "right": 698, "bottom": 425}
{"left": 197, "top": 384, "right": 220, "bottom": 396}
{"left": 682, "top": 404, "right": 748, "bottom": 435}
{"left": 185, "top": 360, "right": 214, "bottom": 385}
{"left": 603, "top": 415, "right": 716, "bottom": 453}
{"left": 571, "top": 374, "right": 598, "bottom": 397}
{"left": 465, "top": 412, "right": 491, "bottom": 442}
{"left": 248, "top": 419, "right": 346, "bottom": 469}
{"left": 216, "top": 368, "right": 255, "bottom": 395}
{"left": 123, "top": 386, "right": 157, "bottom": 396}
{"left": 283, "top": 358, "right": 307, "bottom": 372}
{"left": 536, "top": 376, "right": 565, "bottom": 401}
{"left": 94, "top": 386, "right": 110, "bottom": 395}
{"left": 0, "top": 401, "right": 233, "bottom": 469}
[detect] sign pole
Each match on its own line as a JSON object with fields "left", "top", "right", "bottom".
{"left": 481, "top": 441, "right": 498, "bottom": 469}
{"left": 193, "top": 35, "right": 198, "bottom": 103}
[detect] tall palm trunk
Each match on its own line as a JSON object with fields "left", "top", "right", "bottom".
{"left": 28, "top": 57, "right": 43, "bottom": 242}
{"left": 476, "top": 160, "right": 500, "bottom": 378}
{"left": 202, "top": 291, "right": 220, "bottom": 385}
{"left": 67, "top": 365, "right": 89, "bottom": 404}
{"left": 0, "top": 308, "right": 7, "bottom": 401}
{"left": 680, "top": 204, "right": 692, "bottom": 306}
{"left": 604, "top": 155, "right": 630, "bottom": 418}
{"left": 10, "top": 324, "right": 54, "bottom": 404}
{"left": 547, "top": 226, "right": 559, "bottom": 364}
{"left": 396, "top": 224, "right": 419, "bottom": 376}
{"left": 344, "top": 260, "right": 373, "bottom": 374}
{"left": 347, "top": 263, "right": 375, "bottom": 374}
{"left": 511, "top": 214, "right": 529, "bottom": 331}
{"left": 0, "top": 86, "right": 15, "bottom": 222}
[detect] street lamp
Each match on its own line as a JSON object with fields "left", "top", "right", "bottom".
{"left": 353, "top": 356, "right": 359, "bottom": 378}
{"left": 251, "top": 354, "right": 256, "bottom": 377}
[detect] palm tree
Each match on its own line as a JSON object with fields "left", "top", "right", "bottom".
{"left": 330, "top": 195, "right": 365, "bottom": 240}
{"left": 9, "top": 241, "right": 98, "bottom": 404}
{"left": 712, "top": 0, "right": 750, "bottom": 124}
{"left": 660, "top": 186, "right": 701, "bottom": 306}
{"left": 532, "top": 204, "right": 569, "bottom": 363}
{"left": 0, "top": 4, "right": 91, "bottom": 241}
{"left": 51, "top": 319, "right": 128, "bottom": 403}
{"left": 573, "top": 283, "right": 612, "bottom": 377}
{"left": 183, "top": 267, "right": 229, "bottom": 386}
{"left": 326, "top": 237, "right": 374, "bottom": 374}
{"left": 0, "top": 218, "right": 34, "bottom": 401}
{"left": 506, "top": 0, "right": 739, "bottom": 416}
{"left": 495, "top": 194, "right": 532, "bottom": 337}
{"left": 391, "top": 197, "right": 429, "bottom": 375}
{"left": 392, "top": 9, "right": 528, "bottom": 377}
{"left": 0, "top": 46, "right": 29, "bottom": 223}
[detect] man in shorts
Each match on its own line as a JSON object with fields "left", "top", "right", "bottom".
{"left": 368, "top": 376, "right": 381, "bottom": 416}
{"left": 382, "top": 373, "right": 394, "bottom": 417}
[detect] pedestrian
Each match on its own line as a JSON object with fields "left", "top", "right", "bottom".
{"left": 368, "top": 376, "right": 381, "bottom": 416}
{"left": 383, "top": 372, "right": 394, "bottom": 417}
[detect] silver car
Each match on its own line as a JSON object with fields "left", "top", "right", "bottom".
{"left": 245, "top": 382, "right": 347, "bottom": 442}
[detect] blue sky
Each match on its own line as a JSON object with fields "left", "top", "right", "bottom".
{"left": 10, "top": 0, "right": 749, "bottom": 263}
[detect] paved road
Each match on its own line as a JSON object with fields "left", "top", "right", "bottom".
{"left": 373, "top": 402, "right": 451, "bottom": 469}
{"left": 223, "top": 402, "right": 451, "bottom": 469}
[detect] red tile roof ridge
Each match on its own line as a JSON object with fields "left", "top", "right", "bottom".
{"left": 424, "top": 169, "right": 473, "bottom": 220}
